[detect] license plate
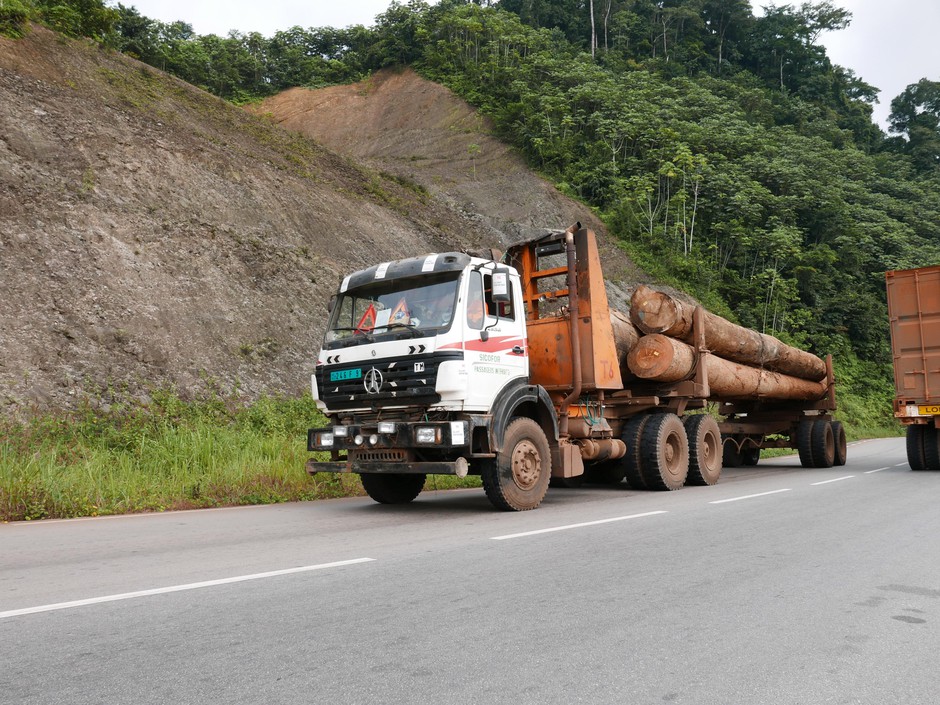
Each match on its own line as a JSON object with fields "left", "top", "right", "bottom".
{"left": 918, "top": 405, "right": 940, "bottom": 416}
{"left": 330, "top": 368, "right": 362, "bottom": 382}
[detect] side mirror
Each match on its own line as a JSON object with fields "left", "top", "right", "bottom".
{"left": 492, "top": 267, "right": 511, "bottom": 303}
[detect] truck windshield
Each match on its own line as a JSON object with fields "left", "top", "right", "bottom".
{"left": 325, "top": 273, "right": 461, "bottom": 346}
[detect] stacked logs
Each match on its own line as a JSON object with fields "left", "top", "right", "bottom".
{"left": 610, "top": 285, "right": 828, "bottom": 401}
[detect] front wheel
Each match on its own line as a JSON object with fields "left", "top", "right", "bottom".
{"left": 482, "top": 418, "right": 552, "bottom": 511}
{"left": 360, "top": 473, "right": 426, "bottom": 504}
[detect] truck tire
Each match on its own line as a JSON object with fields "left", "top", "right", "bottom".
{"left": 684, "top": 415, "right": 722, "bottom": 486}
{"left": 360, "top": 473, "right": 426, "bottom": 504}
{"left": 906, "top": 425, "right": 928, "bottom": 470}
{"left": 923, "top": 425, "right": 940, "bottom": 471}
{"left": 721, "top": 437, "right": 743, "bottom": 468}
{"left": 620, "top": 414, "right": 652, "bottom": 490}
{"left": 811, "top": 419, "right": 835, "bottom": 468}
{"left": 832, "top": 421, "right": 848, "bottom": 466}
{"left": 639, "top": 413, "right": 689, "bottom": 491}
{"left": 797, "top": 419, "right": 815, "bottom": 468}
{"left": 741, "top": 441, "right": 761, "bottom": 466}
{"left": 481, "top": 418, "right": 552, "bottom": 511}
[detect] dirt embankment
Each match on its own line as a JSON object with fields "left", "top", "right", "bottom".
{"left": 255, "top": 69, "right": 643, "bottom": 307}
{"left": 0, "top": 32, "right": 642, "bottom": 414}
{"left": 0, "top": 29, "right": 495, "bottom": 412}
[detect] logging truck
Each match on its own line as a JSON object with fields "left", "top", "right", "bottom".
{"left": 306, "top": 224, "right": 841, "bottom": 511}
{"left": 886, "top": 265, "right": 940, "bottom": 470}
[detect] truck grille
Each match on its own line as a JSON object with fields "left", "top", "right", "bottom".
{"left": 317, "top": 351, "right": 462, "bottom": 411}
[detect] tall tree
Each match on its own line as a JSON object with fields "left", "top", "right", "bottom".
{"left": 889, "top": 79, "right": 940, "bottom": 173}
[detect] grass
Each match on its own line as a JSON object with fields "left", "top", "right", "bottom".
{"left": 0, "top": 374, "right": 897, "bottom": 522}
{"left": 0, "top": 390, "right": 481, "bottom": 522}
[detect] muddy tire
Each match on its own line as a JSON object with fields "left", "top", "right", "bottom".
{"left": 360, "top": 473, "right": 426, "bottom": 504}
{"left": 832, "top": 421, "right": 848, "bottom": 467}
{"left": 797, "top": 419, "right": 815, "bottom": 468}
{"left": 811, "top": 419, "right": 835, "bottom": 468}
{"left": 620, "top": 415, "right": 652, "bottom": 490}
{"left": 482, "top": 418, "right": 552, "bottom": 511}
{"left": 639, "top": 414, "right": 689, "bottom": 491}
{"left": 684, "top": 415, "right": 722, "bottom": 486}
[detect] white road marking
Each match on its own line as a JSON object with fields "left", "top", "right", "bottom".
{"left": 811, "top": 475, "right": 855, "bottom": 486}
{"left": 491, "top": 511, "right": 668, "bottom": 540}
{"left": 865, "top": 467, "right": 890, "bottom": 474}
{"left": 0, "top": 558, "right": 375, "bottom": 620}
{"left": 894, "top": 462, "right": 908, "bottom": 467}
{"left": 708, "top": 489, "right": 792, "bottom": 505}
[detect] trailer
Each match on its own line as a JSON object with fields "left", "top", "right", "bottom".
{"left": 307, "top": 224, "right": 840, "bottom": 510}
{"left": 886, "top": 265, "right": 940, "bottom": 470}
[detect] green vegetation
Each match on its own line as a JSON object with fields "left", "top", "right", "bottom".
{"left": 0, "top": 391, "right": 482, "bottom": 521}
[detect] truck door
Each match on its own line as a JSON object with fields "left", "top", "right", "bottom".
{"left": 463, "top": 268, "right": 528, "bottom": 408}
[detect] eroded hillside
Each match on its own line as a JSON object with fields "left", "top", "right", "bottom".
{"left": 0, "top": 32, "right": 640, "bottom": 413}
{"left": 257, "top": 68, "right": 641, "bottom": 302}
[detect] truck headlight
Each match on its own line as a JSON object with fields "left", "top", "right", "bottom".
{"left": 317, "top": 432, "right": 334, "bottom": 448}
{"left": 377, "top": 422, "right": 396, "bottom": 434}
{"left": 416, "top": 427, "right": 440, "bottom": 444}
{"left": 333, "top": 425, "right": 349, "bottom": 437}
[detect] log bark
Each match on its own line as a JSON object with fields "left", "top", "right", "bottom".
{"left": 609, "top": 309, "right": 642, "bottom": 380}
{"left": 627, "top": 334, "right": 828, "bottom": 401}
{"left": 629, "top": 285, "right": 826, "bottom": 382}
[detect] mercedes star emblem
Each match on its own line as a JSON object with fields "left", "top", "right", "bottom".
{"left": 363, "top": 367, "right": 384, "bottom": 394}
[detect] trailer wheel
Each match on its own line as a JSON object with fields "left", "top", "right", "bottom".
{"left": 684, "top": 415, "right": 722, "bottom": 486}
{"left": 721, "top": 437, "right": 743, "bottom": 468}
{"left": 639, "top": 414, "right": 689, "bottom": 491}
{"left": 924, "top": 425, "right": 940, "bottom": 471}
{"left": 907, "top": 425, "right": 928, "bottom": 471}
{"left": 797, "top": 419, "right": 815, "bottom": 468}
{"left": 811, "top": 419, "right": 835, "bottom": 468}
{"left": 741, "top": 445, "right": 761, "bottom": 466}
{"left": 481, "top": 418, "right": 552, "bottom": 511}
{"left": 832, "top": 421, "right": 848, "bottom": 467}
{"left": 360, "top": 473, "right": 426, "bottom": 504}
{"left": 620, "top": 415, "right": 652, "bottom": 490}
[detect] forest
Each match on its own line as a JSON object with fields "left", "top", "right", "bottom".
{"left": 4, "top": 0, "right": 940, "bottom": 431}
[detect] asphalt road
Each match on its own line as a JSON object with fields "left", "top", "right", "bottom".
{"left": 3, "top": 437, "right": 939, "bottom": 705}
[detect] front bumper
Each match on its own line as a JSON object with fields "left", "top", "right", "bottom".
{"left": 306, "top": 457, "right": 470, "bottom": 477}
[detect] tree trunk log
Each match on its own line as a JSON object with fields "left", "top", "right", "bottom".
{"left": 629, "top": 285, "right": 826, "bottom": 381}
{"left": 610, "top": 309, "right": 642, "bottom": 381}
{"left": 627, "top": 334, "right": 828, "bottom": 401}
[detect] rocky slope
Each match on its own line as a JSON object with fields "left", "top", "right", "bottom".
{"left": 0, "top": 28, "right": 639, "bottom": 413}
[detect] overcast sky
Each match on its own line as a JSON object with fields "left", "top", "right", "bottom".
{"left": 126, "top": 0, "right": 939, "bottom": 131}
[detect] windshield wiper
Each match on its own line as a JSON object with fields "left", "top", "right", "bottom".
{"left": 382, "top": 322, "right": 423, "bottom": 338}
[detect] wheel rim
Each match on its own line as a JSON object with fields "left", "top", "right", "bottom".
{"left": 511, "top": 440, "right": 541, "bottom": 490}
{"left": 664, "top": 431, "right": 683, "bottom": 479}
{"left": 703, "top": 432, "right": 718, "bottom": 466}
